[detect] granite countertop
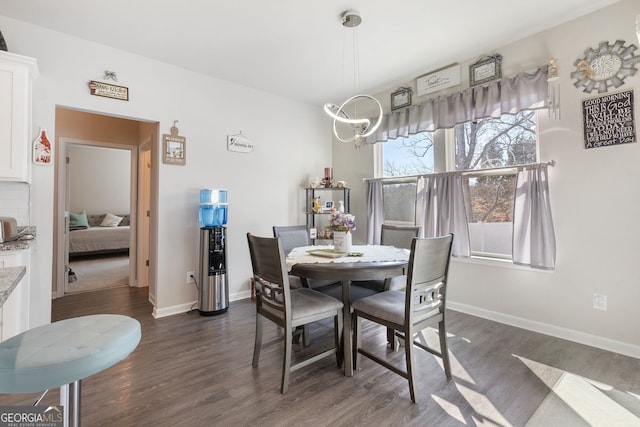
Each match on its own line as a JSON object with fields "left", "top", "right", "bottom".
{"left": 0, "top": 226, "right": 36, "bottom": 251}
{"left": 0, "top": 266, "right": 26, "bottom": 307}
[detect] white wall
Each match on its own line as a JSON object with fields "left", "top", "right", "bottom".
{"left": 68, "top": 145, "right": 131, "bottom": 214}
{"left": 0, "top": 15, "right": 332, "bottom": 324}
{"left": 335, "top": 0, "right": 640, "bottom": 357}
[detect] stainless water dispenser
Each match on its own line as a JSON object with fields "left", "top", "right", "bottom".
{"left": 198, "top": 226, "right": 229, "bottom": 315}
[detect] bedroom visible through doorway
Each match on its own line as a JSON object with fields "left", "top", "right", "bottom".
{"left": 65, "top": 144, "right": 132, "bottom": 294}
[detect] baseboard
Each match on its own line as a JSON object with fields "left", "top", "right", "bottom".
{"left": 448, "top": 301, "right": 640, "bottom": 360}
{"left": 153, "top": 290, "right": 252, "bottom": 319}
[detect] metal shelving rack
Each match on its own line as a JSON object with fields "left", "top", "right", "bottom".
{"left": 305, "top": 187, "right": 350, "bottom": 243}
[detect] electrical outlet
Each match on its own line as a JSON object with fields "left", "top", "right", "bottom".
{"left": 593, "top": 293, "right": 607, "bottom": 311}
{"left": 186, "top": 271, "right": 196, "bottom": 284}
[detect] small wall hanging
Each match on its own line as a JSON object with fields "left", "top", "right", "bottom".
{"left": 162, "top": 121, "right": 186, "bottom": 165}
{"left": 571, "top": 40, "right": 640, "bottom": 93}
{"left": 88, "top": 70, "right": 129, "bottom": 101}
{"left": 416, "top": 64, "right": 460, "bottom": 96}
{"left": 227, "top": 132, "right": 254, "bottom": 153}
{"left": 582, "top": 89, "right": 635, "bottom": 149}
{"left": 470, "top": 54, "right": 502, "bottom": 86}
{"left": 390, "top": 87, "right": 412, "bottom": 110}
{"left": 33, "top": 128, "right": 52, "bottom": 165}
{"left": 547, "top": 58, "right": 561, "bottom": 120}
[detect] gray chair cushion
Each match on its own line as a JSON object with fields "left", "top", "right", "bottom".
{"left": 352, "top": 290, "right": 405, "bottom": 325}
{"left": 291, "top": 288, "right": 343, "bottom": 323}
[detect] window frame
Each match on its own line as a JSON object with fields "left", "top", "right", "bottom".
{"left": 376, "top": 111, "right": 541, "bottom": 262}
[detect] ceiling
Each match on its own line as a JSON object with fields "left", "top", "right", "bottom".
{"left": 0, "top": 0, "right": 622, "bottom": 105}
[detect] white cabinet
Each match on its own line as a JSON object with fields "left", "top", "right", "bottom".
{"left": 0, "top": 51, "right": 38, "bottom": 183}
{"left": 0, "top": 250, "right": 31, "bottom": 340}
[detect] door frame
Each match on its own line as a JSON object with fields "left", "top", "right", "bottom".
{"left": 54, "top": 137, "right": 138, "bottom": 297}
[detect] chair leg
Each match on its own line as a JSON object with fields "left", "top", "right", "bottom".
{"left": 60, "top": 384, "right": 70, "bottom": 427}
{"left": 387, "top": 327, "right": 399, "bottom": 351}
{"left": 439, "top": 321, "right": 452, "bottom": 380}
{"left": 281, "top": 325, "right": 293, "bottom": 394}
{"left": 303, "top": 325, "right": 311, "bottom": 346}
{"left": 72, "top": 379, "right": 81, "bottom": 427}
{"left": 405, "top": 333, "right": 417, "bottom": 404}
{"left": 252, "top": 314, "right": 263, "bottom": 368}
{"left": 335, "top": 311, "right": 344, "bottom": 368}
{"left": 353, "top": 313, "right": 361, "bottom": 370}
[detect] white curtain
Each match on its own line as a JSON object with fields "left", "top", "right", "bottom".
{"left": 416, "top": 174, "right": 470, "bottom": 257}
{"left": 366, "top": 65, "right": 549, "bottom": 144}
{"left": 366, "top": 180, "right": 384, "bottom": 244}
{"left": 513, "top": 165, "right": 556, "bottom": 269}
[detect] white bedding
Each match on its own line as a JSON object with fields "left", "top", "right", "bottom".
{"left": 69, "top": 226, "right": 130, "bottom": 255}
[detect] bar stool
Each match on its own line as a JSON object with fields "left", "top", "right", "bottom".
{"left": 0, "top": 314, "right": 141, "bottom": 426}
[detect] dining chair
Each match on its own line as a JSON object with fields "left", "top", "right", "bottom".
{"left": 273, "top": 225, "right": 340, "bottom": 291}
{"left": 352, "top": 234, "right": 454, "bottom": 403}
{"left": 247, "top": 232, "right": 344, "bottom": 394}
{"left": 352, "top": 224, "right": 421, "bottom": 292}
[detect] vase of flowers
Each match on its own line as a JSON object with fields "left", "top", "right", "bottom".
{"left": 327, "top": 210, "right": 356, "bottom": 253}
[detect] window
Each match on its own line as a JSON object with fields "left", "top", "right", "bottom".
{"left": 382, "top": 132, "right": 435, "bottom": 177}
{"left": 381, "top": 132, "right": 434, "bottom": 224}
{"left": 455, "top": 111, "right": 538, "bottom": 258}
{"left": 378, "top": 111, "right": 538, "bottom": 259}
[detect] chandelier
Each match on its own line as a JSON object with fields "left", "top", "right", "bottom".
{"left": 323, "top": 10, "right": 383, "bottom": 146}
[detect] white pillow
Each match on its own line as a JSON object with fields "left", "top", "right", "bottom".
{"left": 100, "top": 212, "right": 123, "bottom": 227}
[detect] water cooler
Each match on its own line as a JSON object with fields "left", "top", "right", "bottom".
{"left": 198, "top": 189, "right": 229, "bottom": 316}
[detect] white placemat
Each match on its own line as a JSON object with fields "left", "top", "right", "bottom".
{"left": 286, "top": 245, "right": 410, "bottom": 271}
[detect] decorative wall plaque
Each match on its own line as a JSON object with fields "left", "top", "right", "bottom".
{"left": 470, "top": 54, "right": 502, "bottom": 86}
{"left": 162, "top": 121, "right": 186, "bottom": 165}
{"left": 88, "top": 80, "right": 129, "bottom": 101}
{"left": 571, "top": 40, "right": 640, "bottom": 94}
{"left": 416, "top": 64, "right": 460, "bottom": 96}
{"left": 582, "top": 90, "right": 635, "bottom": 149}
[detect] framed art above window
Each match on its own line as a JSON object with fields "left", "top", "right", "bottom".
{"left": 470, "top": 54, "right": 503, "bottom": 86}
{"left": 391, "top": 87, "right": 412, "bottom": 110}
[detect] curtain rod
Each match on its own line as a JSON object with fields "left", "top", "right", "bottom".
{"left": 363, "top": 160, "right": 556, "bottom": 183}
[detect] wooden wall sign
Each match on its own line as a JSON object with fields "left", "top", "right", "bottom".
{"left": 88, "top": 80, "right": 129, "bottom": 101}
{"left": 582, "top": 89, "right": 635, "bottom": 149}
{"left": 163, "top": 121, "right": 186, "bottom": 165}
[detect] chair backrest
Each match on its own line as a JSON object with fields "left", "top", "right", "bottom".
{"left": 405, "top": 234, "right": 453, "bottom": 327}
{"left": 247, "top": 233, "right": 292, "bottom": 320}
{"left": 381, "top": 224, "right": 421, "bottom": 250}
{"left": 273, "top": 225, "right": 310, "bottom": 255}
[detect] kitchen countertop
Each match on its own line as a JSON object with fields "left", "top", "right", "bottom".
{"left": 0, "top": 226, "right": 36, "bottom": 251}
{"left": 0, "top": 266, "right": 26, "bottom": 307}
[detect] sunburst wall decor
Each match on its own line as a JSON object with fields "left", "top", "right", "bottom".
{"left": 571, "top": 40, "right": 640, "bottom": 93}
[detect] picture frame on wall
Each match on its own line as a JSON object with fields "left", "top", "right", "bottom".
{"left": 162, "top": 134, "right": 186, "bottom": 165}
{"left": 162, "top": 121, "right": 186, "bottom": 165}
{"left": 470, "top": 54, "right": 502, "bottom": 86}
{"left": 391, "top": 87, "right": 412, "bottom": 110}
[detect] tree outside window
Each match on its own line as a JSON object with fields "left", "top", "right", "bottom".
{"left": 380, "top": 110, "right": 538, "bottom": 258}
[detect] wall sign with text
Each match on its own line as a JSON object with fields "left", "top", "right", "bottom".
{"left": 582, "top": 90, "right": 635, "bottom": 149}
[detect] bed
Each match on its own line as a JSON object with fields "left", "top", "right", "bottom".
{"left": 69, "top": 213, "right": 130, "bottom": 256}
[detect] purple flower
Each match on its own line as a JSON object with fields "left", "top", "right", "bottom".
{"left": 326, "top": 211, "right": 356, "bottom": 232}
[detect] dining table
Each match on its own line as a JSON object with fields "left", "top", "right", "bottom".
{"left": 287, "top": 244, "right": 410, "bottom": 377}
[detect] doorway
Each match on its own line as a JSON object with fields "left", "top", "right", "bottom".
{"left": 53, "top": 107, "right": 159, "bottom": 311}
{"left": 65, "top": 143, "right": 133, "bottom": 294}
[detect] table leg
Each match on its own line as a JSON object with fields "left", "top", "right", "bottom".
{"left": 342, "top": 279, "right": 353, "bottom": 377}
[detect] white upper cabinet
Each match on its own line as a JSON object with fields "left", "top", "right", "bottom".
{"left": 0, "top": 51, "right": 38, "bottom": 183}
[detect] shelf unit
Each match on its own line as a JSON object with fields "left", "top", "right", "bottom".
{"left": 305, "top": 187, "right": 350, "bottom": 243}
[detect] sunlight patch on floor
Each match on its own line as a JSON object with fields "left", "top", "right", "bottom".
{"left": 432, "top": 394, "right": 467, "bottom": 424}
{"left": 516, "top": 355, "right": 640, "bottom": 426}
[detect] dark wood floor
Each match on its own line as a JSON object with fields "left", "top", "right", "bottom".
{"left": 2, "top": 287, "right": 639, "bottom": 426}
